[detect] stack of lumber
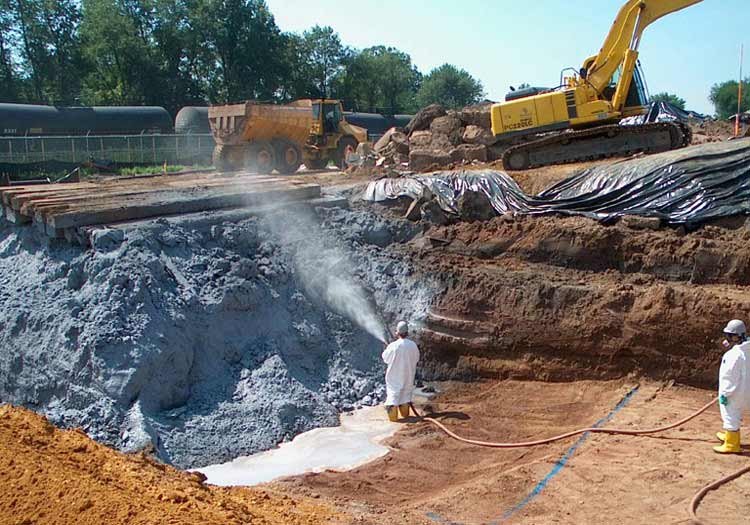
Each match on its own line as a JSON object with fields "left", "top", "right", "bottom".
{"left": 0, "top": 171, "right": 322, "bottom": 243}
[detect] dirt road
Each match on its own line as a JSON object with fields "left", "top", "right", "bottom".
{"left": 275, "top": 380, "right": 748, "bottom": 524}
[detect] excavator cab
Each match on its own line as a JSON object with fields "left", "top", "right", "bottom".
{"left": 605, "top": 64, "right": 649, "bottom": 112}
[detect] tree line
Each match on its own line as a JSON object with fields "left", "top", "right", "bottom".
{"left": 0, "top": 0, "right": 485, "bottom": 115}
{"left": 653, "top": 80, "right": 749, "bottom": 120}
{"left": 1, "top": 0, "right": 744, "bottom": 119}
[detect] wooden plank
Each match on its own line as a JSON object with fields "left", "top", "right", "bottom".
{"left": 6, "top": 174, "right": 286, "bottom": 210}
{"left": 30, "top": 181, "right": 313, "bottom": 222}
{"left": 0, "top": 171, "right": 277, "bottom": 207}
{"left": 75, "top": 195, "right": 348, "bottom": 236}
{"left": 17, "top": 176, "right": 293, "bottom": 215}
{"left": 47, "top": 184, "right": 321, "bottom": 229}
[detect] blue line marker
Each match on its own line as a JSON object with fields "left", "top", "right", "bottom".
{"left": 493, "top": 386, "right": 639, "bottom": 524}
{"left": 424, "top": 386, "right": 640, "bottom": 525}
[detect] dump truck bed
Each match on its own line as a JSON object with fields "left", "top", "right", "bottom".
{"left": 208, "top": 100, "right": 313, "bottom": 147}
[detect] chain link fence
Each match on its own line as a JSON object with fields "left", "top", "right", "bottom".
{"left": 0, "top": 133, "right": 215, "bottom": 167}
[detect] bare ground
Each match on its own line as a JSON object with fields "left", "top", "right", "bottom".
{"left": 275, "top": 380, "right": 748, "bottom": 525}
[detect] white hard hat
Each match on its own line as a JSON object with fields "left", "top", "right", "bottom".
{"left": 723, "top": 319, "right": 747, "bottom": 336}
{"left": 396, "top": 321, "right": 409, "bottom": 336}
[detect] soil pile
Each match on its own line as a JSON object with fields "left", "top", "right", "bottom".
{"left": 0, "top": 404, "right": 341, "bottom": 525}
{"left": 690, "top": 118, "right": 738, "bottom": 144}
{"left": 373, "top": 103, "right": 502, "bottom": 172}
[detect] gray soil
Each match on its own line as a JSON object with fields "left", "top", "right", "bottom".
{"left": 0, "top": 196, "right": 439, "bottom": 469}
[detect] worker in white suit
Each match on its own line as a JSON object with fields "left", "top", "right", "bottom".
{"left": 382, "top": 321, "right": 420, "bottom": 422}
{"left": 715, "top": 319, "right": 750, "bottom": 454}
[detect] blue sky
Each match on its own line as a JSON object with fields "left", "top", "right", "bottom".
{"left": 266, "top": 0, "right": 746, "bottom": 115}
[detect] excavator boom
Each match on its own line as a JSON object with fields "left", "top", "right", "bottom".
{"left": 586, "top": 0, "right": 703, "bottom": 98}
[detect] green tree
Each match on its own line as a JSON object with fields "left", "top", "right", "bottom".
{"left": 709, "top": 78, "right": 750, "bottom": 119}
{"left": 650, "top": 92, "right": 686, "bottom": 109}
{"left": 277, "top": 25, "right": 349, "bottom": 101}
{"left": 150, "top": 0, "right": 208, "bottom": 112}
{"left": 277, "top": 32, "right": 314, "bottom": 101}
{"left": 0, "top": 0, "right": 19, "bottom": 101}
{"left": 301, "top": 25, "right": 348, "bottom": 98}
{"left": 416, "top": 64, "right": 484, "bottom": 110}
{"left": 337, "top": 46, "right": 419, "bottom": 114}
{"left": 11, "top": 0, "right": 84, "bottom": 104}
{"left": 190, "top": 0, "right": 287, "bottom": 103}
{"left": 79, "top": 0, "right": 160, "bottom": 105}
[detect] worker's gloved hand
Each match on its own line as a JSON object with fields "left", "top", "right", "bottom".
{"left": 719, "top": 394, "right": 729, "bottom": 406}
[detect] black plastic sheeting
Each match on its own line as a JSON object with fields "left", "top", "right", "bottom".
{"left": 363, "top": 139, "right": 750, "bottom": 226}
{"left": 620, "top": 101, "right": 708, "bottom": 126}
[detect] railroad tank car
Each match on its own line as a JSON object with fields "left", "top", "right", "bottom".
{"left": 0, "top": 103, "right": 173, "bottom": 136}
{"left": 174, "top": 106, "right": 210, "bottom": 134}
{"left": 343, "top": 112, "right": 412, "bottom": 138}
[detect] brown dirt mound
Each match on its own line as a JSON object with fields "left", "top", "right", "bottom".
{"left": 0, "top": 405, "right": 342, "bottom": 525}
{"left": 690, "top": 119, "right": 737, "bottom": 144}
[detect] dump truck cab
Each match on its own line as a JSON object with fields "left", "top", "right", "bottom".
{"left": 305, "top": 99, "right": 367, "bottom": 169}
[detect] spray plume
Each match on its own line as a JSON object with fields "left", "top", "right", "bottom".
{"left": 262, "top": 206, "right": 387, "bottom": 344}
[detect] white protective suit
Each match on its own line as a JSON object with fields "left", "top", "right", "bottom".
{"left": 382, "top": 337, "right": 420, "bottom": 406}
{"left": 718, "top": 341, "right": 750, "bottom": 430}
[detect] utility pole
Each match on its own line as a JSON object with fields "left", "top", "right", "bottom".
{"left": 736, "top": 44, "right": 744, "bottom": 137}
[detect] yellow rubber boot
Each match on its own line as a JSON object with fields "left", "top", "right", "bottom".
{"left": 386, "top": 406, "right": 399, "bottom": 422}
{"left": 714, "top": 430, "right": 741, "bottom": 454}
{"left": 398, "top": 404, "right": 410, "bottom": 418}
{"left": 717, "top": 431, "right": 726, "bottom": 443}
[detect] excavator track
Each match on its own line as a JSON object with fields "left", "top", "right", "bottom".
{"left": 502, "top": 121, "right": 693, "bottom": 171}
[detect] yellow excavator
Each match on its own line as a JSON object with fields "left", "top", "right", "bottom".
{"left": 491, "top": 0, "right": 702, "bottom": 170}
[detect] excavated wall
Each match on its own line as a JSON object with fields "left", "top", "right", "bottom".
{"left": 418, "top": 213, "right": 750, "bottom": 386}
{"left": 0, "top": 202, "right": 439, "bottom": 469}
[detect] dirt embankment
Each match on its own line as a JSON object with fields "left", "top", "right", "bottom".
{"left": 0, "top": 404, "right": 342, "bottom": 525}
{"left": 404, "top": 212, "right": 750, "bottom": 387}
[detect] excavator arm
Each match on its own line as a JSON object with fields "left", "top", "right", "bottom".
{"left": 585, "top": 0, "right": 703, "bottom": 106}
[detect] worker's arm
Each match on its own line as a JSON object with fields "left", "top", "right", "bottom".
{"left": 382, "top": 344, "right": 394, "bottom": 364}
{"left": 719, "top": 350, "right": 742, "bottom": 399}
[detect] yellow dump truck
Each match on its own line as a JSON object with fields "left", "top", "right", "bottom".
{"left": 208, "top": 99, "right": 367, "bottom": 174}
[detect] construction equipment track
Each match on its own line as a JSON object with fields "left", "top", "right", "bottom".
{"left": 502, "top": 121, "right": 693, "bottom": 170}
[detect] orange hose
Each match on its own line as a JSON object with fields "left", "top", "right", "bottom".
{"left": 409, "top": 397, "right": 750, "bottom": 523}
{"left": 688, "top": 464, "right": 750, "bottom": 525}
{"left": 413, "top": 397, "right": 717, "bottom": 448}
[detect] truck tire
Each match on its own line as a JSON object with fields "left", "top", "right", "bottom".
{"left": 336, "top": 136, "right": 358, "bottom": 169}
{"left": 272, "top": 139, "right": 302, "bottom": 175}
{"left": 244, "top": 140, "right": 276, "bottom": 174}
{"left": 304, "top": 158, "right": 329, "bottom": 170}
{"left": 213, "top": 144, "right": 240, "bottom": 172}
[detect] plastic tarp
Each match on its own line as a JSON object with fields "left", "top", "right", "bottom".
{"left": 363, "top": 138, "right": 750, "bottom": 225}
{"left": 620, "top": 101, "right": 708, "bottom": 126}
